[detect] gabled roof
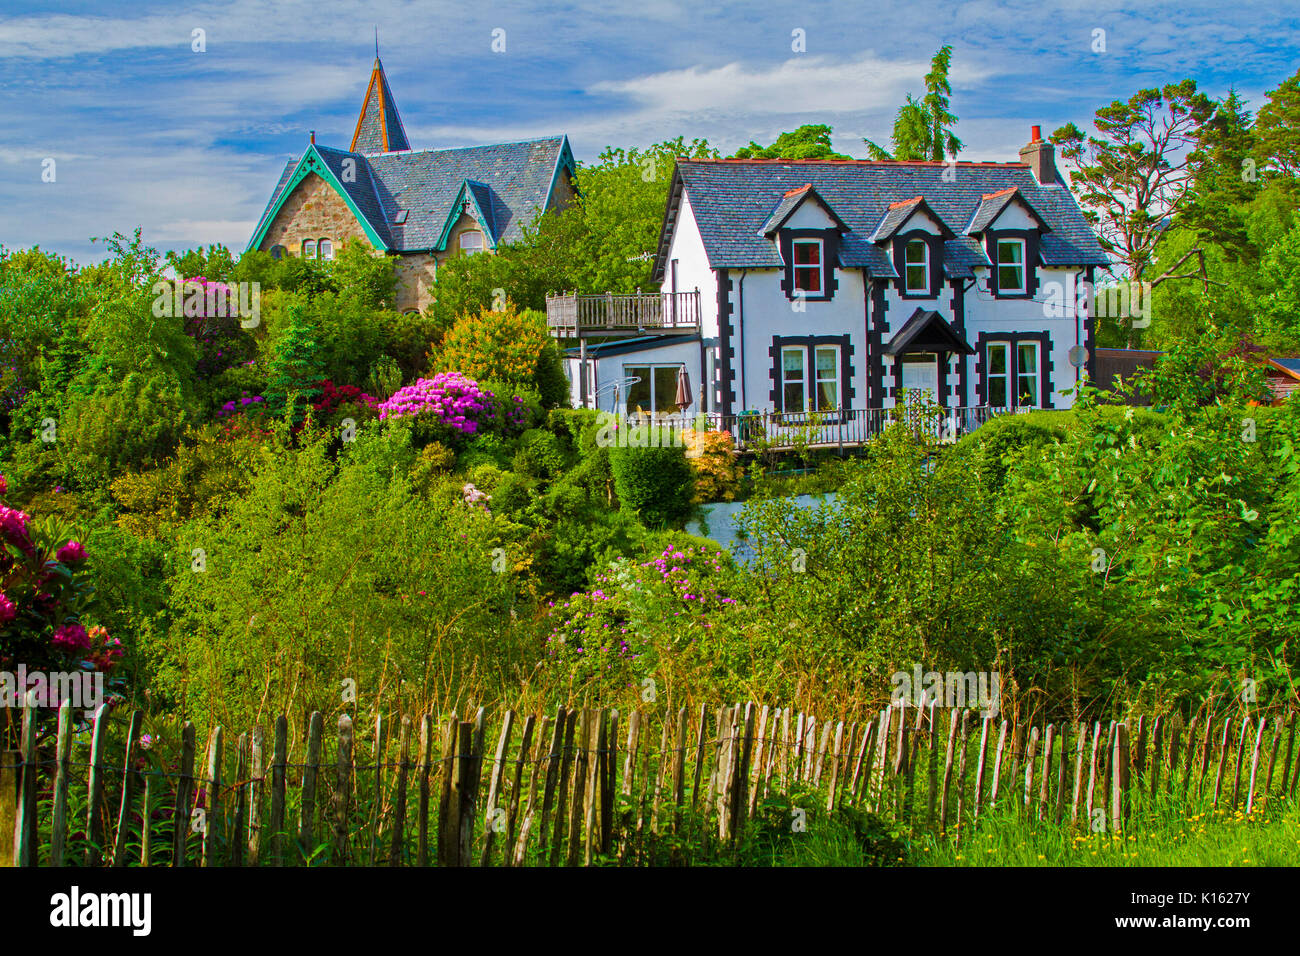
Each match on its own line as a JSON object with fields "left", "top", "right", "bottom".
{"left": 434, "top": 179, "right": 501, "bottom": 251}
{"left": 247, "top": 137, "right": 575, "bottom": 254}
{"left": 965, "top": 186, "right": 1052, "bottom": 234}
{"left": 653, "top": 158, "right": 1109, "bottom": 281}
{"left": 869, "top": 195, "right": 955, "bottom": 241}
{"left": 885, "top": 308, "right": 975, "bottom": 355}
{"left": 759, "top": 183, "right": 849, "bottom": 236}
{"left": 350, "top": 58, "right": 411, "bottom": 154}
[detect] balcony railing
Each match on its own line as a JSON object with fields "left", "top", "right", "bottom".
{"left": 613, "top": 405, "right": 1016, "bottom": 452}
{"left": 546, "top": 291, "right": 701, "bottom": 337}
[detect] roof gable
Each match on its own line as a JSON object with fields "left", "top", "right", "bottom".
{"left": 246, "top": 144, "right": 391, "bottom": 253}
{"left": 870, "top": 195, "right": 955, "bottom": 241}
{"left": 966, "top": 186, "right": 1051, "bottom": 234}
{"left": 759, "top": 183, "right": 849, "bottom": 236}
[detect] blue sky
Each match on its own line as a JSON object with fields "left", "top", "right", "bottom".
{"left": 2, "top": 0, "right": 1297, "bottom": 265}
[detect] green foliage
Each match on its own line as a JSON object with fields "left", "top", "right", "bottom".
{"left": 265, "top": 302, "right": 324, "bottom": 420}
{"left": 864, "top": 45, "right": 963, "bottom": 161}
{"left": 609, "top": 428, "right": 694, "bottom": 527}
{"left": 732, "top": 125, "right": 852, "bottom": 160}
{"left": 513, "top": 428, "right": 566, "bottom": 480}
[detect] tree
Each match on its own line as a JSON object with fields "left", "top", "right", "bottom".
{"left": 864, "top": 45, "right": 963, "bottom": 161}
{"left": 1180, "top": 91, "right": 1259, "bottom": 263}
{"left": 434, "top": 304, "right": 552, "bottom": 387}
{"left": 1052, "top": 80, "right": 1215, "bottom": 346}
{"left": 731, "top": 125, "right": 852, "bottom": 160}
{"left": 265, "top": 302, "right": 324, "bottom": 420}
{"left": 1255, "top": 67, "right": 1300, "bottom": 179}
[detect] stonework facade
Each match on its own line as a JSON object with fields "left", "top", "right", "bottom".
{"left": 261, "top": 172, "right": 368, "bottom": 259}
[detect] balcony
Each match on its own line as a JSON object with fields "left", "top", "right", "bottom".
{"left": 616, "top": 405, "right": 1015, "bottom": 452}
{"left": 546, "top": 290, "right": 701, "bottom": 338}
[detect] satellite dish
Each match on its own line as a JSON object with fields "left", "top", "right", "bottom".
{"left": 1068, "top": 346, "right": 1088, "bottom": 368}
{"left": 269, "top": 244, "right": 286, "bottom": 260}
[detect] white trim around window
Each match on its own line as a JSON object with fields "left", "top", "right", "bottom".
{"left": 460, "top": 231, "right": 485, "bottom": 255}
{"left": 791, "top": 238, "right": 823, "bottom": 294}
{"left": 996, "top": 238, "right": 1026, "bottom": 293}
{"left": 984, "top": 339, "right": 1040, "bottom": 408}
{"left": 780, "top": 344, "right": 840, "bottom": 413}
{"left": 904, "top": 239, "right": 930, "bottom": 295}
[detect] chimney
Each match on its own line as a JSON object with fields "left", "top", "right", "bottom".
{"left": 310, "top": 130, "right": 316, "bottom": 145}
{"left": 1019, "top": 125, "right": 1056, "bottom": 184}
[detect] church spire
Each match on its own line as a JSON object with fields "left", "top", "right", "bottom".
{"left": 349, "top": 54, "right": 411, "bottom": 154}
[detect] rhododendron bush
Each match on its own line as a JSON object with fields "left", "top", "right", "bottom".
{"left": 0, "top": 472, "right": 123, "bottom": 727}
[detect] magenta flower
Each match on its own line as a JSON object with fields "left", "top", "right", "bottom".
{"left": 57, "top": 540, "right": 87, "bottom": 563}
{"left": 0, "top": 593, "right": 15, "bottom": 623}
{"left": 52, "top": 623, "right": 91, "bottom": 653}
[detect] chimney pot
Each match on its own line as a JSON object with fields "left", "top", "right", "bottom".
{"left": 1019, "top": 126, "right": 1057, "bottom": 185}
{"left": 310, "top": 130, "right": 316, "bottom": 144}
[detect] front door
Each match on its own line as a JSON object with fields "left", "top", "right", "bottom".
{"left": 900, "top": 353, "right": 939, "bottom": 405}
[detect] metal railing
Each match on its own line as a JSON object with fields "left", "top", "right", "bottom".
{"left": 546, "top": 290, "right": 701, "bottom": 335}
{"left": 617, "top": 405, "right": 1015, "bottom": 452}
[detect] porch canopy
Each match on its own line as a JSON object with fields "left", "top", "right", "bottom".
{"left": 884, "top": 308, "right": 975, "bottom": 356}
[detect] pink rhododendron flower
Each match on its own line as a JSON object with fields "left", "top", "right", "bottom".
{"left": 0, "top": 592, "right": 15, "bottom": 623}
{"left": 57, "top": 540, "right": 87, "bottom": 563}
{"left": 52, "top": 623, "right": 91, "bottom": 653}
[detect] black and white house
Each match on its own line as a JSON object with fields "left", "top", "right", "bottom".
{"left": 549, "top": 127, "right": 1109, "bottom": 444}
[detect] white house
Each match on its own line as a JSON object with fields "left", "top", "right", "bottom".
{"left": 549, "top": 128, "right": 1109, "bottom": 444}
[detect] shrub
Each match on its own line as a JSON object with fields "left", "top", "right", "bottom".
{"left": 683, "top": 429, "right": 742, "bottom": 503}
{"left": 513, "top": 428, "right": 566, "bottom": 480}
{"left": 434, "top": 305, "right": 564, "bottom": 405}
{"left": 378, "top": 372, "right": 498, "bottom": 446}
{"left": 609, "top": 427, "right": 694, "bottom": 527}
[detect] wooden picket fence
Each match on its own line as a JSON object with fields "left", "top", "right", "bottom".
{"left": 4, "top": 696, "right": 1298, "bottom": 867}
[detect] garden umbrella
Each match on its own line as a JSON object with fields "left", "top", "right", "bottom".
{"left": 675, "top": 367, "right": 692, "bottom": 410}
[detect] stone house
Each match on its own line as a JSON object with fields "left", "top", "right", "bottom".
{"left": 247, "top": 56, "right": 576, "bottom": 312}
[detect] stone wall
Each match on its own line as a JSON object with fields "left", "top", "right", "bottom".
{"left": 258, "top": 172, "right": 369, "bottom": 258}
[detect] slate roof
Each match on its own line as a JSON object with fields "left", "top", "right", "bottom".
{"left": 655, "top": 159, "right": 1109, "bottom": 281}
{"left": 248, "top": 137, "right": 573, "bottom": 254}
{"left": 350, "top": 58, "right": 411, "bottom": 154}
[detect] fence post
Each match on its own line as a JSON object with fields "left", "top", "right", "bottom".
{"left": 173, "top": 722, "right": 196, "bottom": 867}
{"left": 14, "top": 690, "right": 38, "bottom": 866}
{"left": 50, "top": 700, "right": 73, "bottom": 866}
{"left": 333, "top": 714, "right": 354, "bottom": 864}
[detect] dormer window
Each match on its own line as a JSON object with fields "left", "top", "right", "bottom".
{"left": 904, "top": 240, "right": 930, "bottom": 295}
{"left": 460, "top": 231, "right": 485, "bottom": 255}
{"left": 792, "top": 239, "right": 823, "bottom": 294}
{"left": 997, "top": 239, "right": 1026, "bottom": 293}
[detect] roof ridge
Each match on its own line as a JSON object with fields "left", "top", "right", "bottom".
{"left": 377, "top": 136, "right": 565, "bottom": 158}
{"left": 681, "top": 157, "right": 1030, "bottom": 167}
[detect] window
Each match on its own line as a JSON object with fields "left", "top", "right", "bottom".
{"left": 986, "top": 342, "right": 1010, "bottom": 407}
{"left": 791, "top": 239, "right": 822, "bottom": 294}
{"left": 1016, "top": 342, "right": 1039, "bottom": 407}
{"left": 997, "top": 239, "right": 1026, "bottom": 293}
{"left": 782, "top": 347, "right": 806, "bottom": 411}
{"left": 460, "top": 231, "right": 485, "bottom": 255}
{"left": 302, "top": 239, "right": 317, "bottom": 259}
{"left": 625, "top": 364, "right": 682, "bottom": 416}
{"left": 904, "top": 240, "right": 930, "bottom": 294}
{"left": 780, "top": 345, "right": 840, "bottom": 412}
{"left": 985, "top": 340, "right": 1040, "bottom": 407}
{"left": 814, "top": 346, "right": 839, "bottom": 411}
{"left": 318, "top": 238, "right": 334, "bottom": 261}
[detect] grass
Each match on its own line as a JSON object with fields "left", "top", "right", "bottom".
{"left": 912, "top": 798, "right": 1300, "bottom": 867}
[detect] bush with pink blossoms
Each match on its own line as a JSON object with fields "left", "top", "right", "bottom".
{"left": 378, "top": 371, "right": 500, "bottom": 445}
{"left": 0, "top": 471, "right": 124, "bottom": 726}
{"left": 541, "top": 543, "right": 742, "bottom": 696}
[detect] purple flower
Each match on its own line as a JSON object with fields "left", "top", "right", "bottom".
{"left": 57, "top": 540, "right": 87, "bottom": 564}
